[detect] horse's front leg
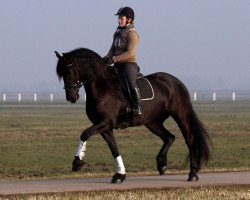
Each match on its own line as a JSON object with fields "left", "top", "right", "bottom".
{"left": 101, "top": 130, "right": 126, "bottom": 184}
{"left": 72, "top": 121, "right": 109, "bottom": 171}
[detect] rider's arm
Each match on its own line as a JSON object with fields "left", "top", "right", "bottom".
{"left": 104, "top": 41, "right": 115, "bottom": 59}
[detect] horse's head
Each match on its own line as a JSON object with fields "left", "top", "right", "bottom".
{"left": 55, "top": 48, "right": 110, "bottom": 103}
{"left": 55, "top": 51, "right": 82, "bottom": 103}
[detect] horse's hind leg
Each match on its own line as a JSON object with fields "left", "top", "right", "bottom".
{"left": 173, "top": 112, "right": 202, "bottom": 182}
{"left": 175, "top": 119, "right": 199, "bottom": 181}
{"left": 146, "top": 121, "right": 175, "bottom": 175}
{"left": 101, "top": 130, "right": 126, "bottom": 183}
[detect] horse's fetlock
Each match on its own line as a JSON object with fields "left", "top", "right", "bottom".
{"left": 156, "top": 156, "right": 167, "bottom": 166}
{"left": 80, "top": 133, "right": 89, "bottom": 142}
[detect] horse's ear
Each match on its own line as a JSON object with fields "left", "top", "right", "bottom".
{"left": 54, "top": 51, "right": 62, "bottom": 59}
{"left": 62, "top": 53, "right": 70, "bottom": 60}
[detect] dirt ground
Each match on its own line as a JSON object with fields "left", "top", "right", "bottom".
{"left": 0, "top": 171, "right": 249, "bottom": 195}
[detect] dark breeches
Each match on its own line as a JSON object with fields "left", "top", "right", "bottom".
{"left": 114, "top": 62, "right": 139, "bottom": 89}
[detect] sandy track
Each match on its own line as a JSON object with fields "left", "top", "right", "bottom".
{"left": 0, "top": 172, "right": 249, "bottom": 195}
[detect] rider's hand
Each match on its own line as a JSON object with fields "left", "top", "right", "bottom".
{"left": 103, "top": 57, "right": 114, "bottom": 65}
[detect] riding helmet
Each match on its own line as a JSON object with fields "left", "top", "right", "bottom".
{"left": 115, "top": 7, "right": 135, "bottom": 21}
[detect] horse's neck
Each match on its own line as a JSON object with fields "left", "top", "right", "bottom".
{"left": 83, "top": 75, "right": 119, "bottom": 98}
{"left": 83, "top": 79, "right": 108, "bottom": 97}
{"left": 78, "top": 62, "right": 109, "bottom": 82}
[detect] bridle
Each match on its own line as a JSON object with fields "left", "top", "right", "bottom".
{"left": 63, "top": 63, "right": 83, "bottom": 92}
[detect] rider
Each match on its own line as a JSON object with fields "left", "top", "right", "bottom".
{"left": 104, "top": 7, "right": 142, "bottom": 116}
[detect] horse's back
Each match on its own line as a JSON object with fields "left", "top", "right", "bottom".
{"left": 145, "top": 72, "right": 190, "bottom": 96}
{"left": 142, "top": 72, "right": 192, "bottom": 115}
{"left": 145, "top": 72, "right": 178, "bottom": 83}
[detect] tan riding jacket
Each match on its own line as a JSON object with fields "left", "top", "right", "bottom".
{"left": 105, "top": 24, "right": 139, "bottom": 63}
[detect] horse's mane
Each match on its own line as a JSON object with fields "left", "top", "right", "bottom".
{"left": 64, "top": 48, "right": 104, "bottom": 63}
{"left": 56, "top": 48, "right": 109, "bottom": 80}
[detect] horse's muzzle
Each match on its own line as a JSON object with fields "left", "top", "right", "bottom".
{"left": 66, "top": 91, "right": 79, "bottom": 103}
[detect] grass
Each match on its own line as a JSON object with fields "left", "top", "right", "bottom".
{"left": 0, "top": 101, "right": 249, "bottom": 180}
{"left": 1, "top": 186, "right": 250, "bottom": 200}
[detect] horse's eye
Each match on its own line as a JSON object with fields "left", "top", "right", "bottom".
{"left": 64, "top": 64, "right": 73, "bottom": 73}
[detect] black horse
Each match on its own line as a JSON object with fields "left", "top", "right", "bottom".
{"left": 55, "top": 48, "right": 212, "bottom": 183}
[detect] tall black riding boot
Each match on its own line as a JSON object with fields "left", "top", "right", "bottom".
{"left": 131, "top": 87, "right": 142, "bottom": 116}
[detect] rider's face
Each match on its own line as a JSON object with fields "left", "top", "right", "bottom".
{"left": 118, "top": 16, "right": 131, "bottom": 27}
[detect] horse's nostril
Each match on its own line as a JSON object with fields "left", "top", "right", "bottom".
{"left": 70, "top": 99, "right": 77, "bottom": 103}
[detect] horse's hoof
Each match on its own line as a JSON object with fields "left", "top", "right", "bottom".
{"left": 111, "top": 173, "right": 126, "bottom": 184}
{"left": 187, "top": 174, "right": 199, "bottom": 182}
{"left": 158, "top": 165, "right": 167, "bottom": 175}
{"left": 72, "top": 157, "right": 85, "bottom": 171}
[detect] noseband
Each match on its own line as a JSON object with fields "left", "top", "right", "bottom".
{"left": 63, "top": 64, "right": 83, "bottom": 91}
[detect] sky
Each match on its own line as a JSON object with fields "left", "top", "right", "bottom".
{"left": 0, "top": 0, "right": 250, "bottom": 92}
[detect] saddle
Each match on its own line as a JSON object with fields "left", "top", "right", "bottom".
{"left": 136, "top": 74, "right": 154, "bottom": 101}
{"left": 118, "top": 72, "right": 154, "bottom": 102}
{"left": 115, "top": 72, "right": 155, "bottom": 129}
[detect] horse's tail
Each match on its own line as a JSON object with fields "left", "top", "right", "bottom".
{"left": 188, "top": 108, "right": 213, "bottom": 169}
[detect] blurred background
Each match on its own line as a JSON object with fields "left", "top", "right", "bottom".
{"left": 0, "top": 0, "right": 249, "bottom": 100}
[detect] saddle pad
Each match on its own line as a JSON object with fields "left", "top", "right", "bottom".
{"left": 136, "top": 77, "right": 154, "bottom": 101}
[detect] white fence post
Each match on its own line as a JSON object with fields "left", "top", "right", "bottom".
{"left": 194, "top": 92, "right": 197, "bottom": 101}
{"left": 3, "top": 94, "right": 6, "bottom": 102}
{"left": 50, "top": 93, "right": 53, "bottom": 102}
{"left": 18, "top": 93, "right": 21, "bottom": 102}
{"left": 34, "top": 93, "right": 37, "bottom": 102}
{"left": 213, "top": 92, "right": 216, "bottom": 101}
{"left": 232, "top": 92, "right": 236, "bottom": 101}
